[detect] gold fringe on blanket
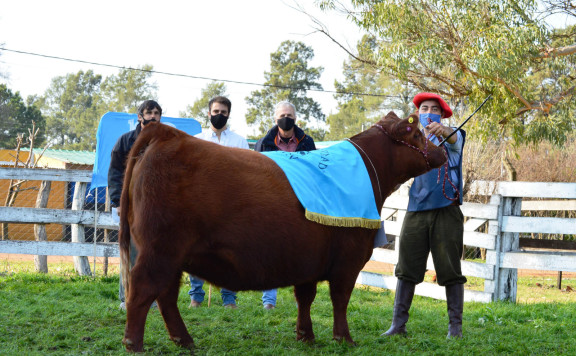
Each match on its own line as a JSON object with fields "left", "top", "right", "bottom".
{"left": 305, "top": 210, "right": 381, "bottom": 229}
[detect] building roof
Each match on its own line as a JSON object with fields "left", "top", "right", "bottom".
{"left": 24, "top": 149, "right": 96, "bottom": 166}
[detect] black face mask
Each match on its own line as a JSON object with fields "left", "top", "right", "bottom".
{"left": 141, "top": 118, "right": 158, "bottom": 126}
{"left": 277, "top": 117, "right": 295, "bottom": 131}
{"left": 210, "top": 114, "right": 228, "bottom": 130}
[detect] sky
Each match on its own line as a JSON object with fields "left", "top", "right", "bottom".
{"left": 0, "top": 0, "right": 362, "bottom": 138}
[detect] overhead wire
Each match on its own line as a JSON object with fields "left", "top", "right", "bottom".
{"left": 0, "top": 47, "right": 396, "bottom": 98}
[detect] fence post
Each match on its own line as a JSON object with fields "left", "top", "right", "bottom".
{"left": 71, "top": 181, "right": 92, "bottom": 276}
{"left": 33, "top": 180, "right": 51, "bottom": 273}
{"left": 103, "top": 188, "right": 110, "bottom": 276}
{"left": 485, "top": 194, "right": 502, "bottom": 301}
{"left": 495, "top": 195, "right": 521, "bottom": 301}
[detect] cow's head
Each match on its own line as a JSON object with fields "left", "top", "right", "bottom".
{"left": 375, "top": 111, "right": 447, "bottom": 177}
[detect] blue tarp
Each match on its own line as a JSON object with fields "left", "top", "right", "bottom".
{"left": 90, "top": 112, "right": 201, "bottom": 194}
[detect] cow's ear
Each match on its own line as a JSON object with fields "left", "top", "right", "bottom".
{"left": 379, "top": 111, "right": 400, "bottom": 132}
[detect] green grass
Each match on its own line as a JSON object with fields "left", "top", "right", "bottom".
{"left": 1, "top": 261, "right": 576, "bottom": 355}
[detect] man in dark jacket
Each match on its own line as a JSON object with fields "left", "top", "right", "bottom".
{"left": 108, "top": 99, "right": 162, "bottom": 309}
{"left": 254, "top": 101, "right": 316, "bottom": 152}
{"left": 254, "top": 100, "right": 316, "bottom": 309}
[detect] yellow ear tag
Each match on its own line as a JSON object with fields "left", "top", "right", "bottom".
{"left": 408, "top": 117, "right": 414, "bottom": 123}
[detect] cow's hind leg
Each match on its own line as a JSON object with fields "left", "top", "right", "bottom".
{"left": 294, "top": 282, "right": 317, "bottom": 342}
{"left": 329, "top": 278, "right": 356, "bottom": 344}
{"left": 123, "top": 262, "right": 159, "bottom": 352}
{"left": 156, "top": 272, "right": 194, "bottom": 349}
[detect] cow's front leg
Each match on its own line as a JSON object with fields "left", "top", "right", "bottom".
{"left": 156, "top": 271, "right": 194, "bottom": 349}
{"left": 294, "top": 282, "right": 317, "bottom": 342}
{"left": 328, "top": 278, "right": 355, "bottom": 344}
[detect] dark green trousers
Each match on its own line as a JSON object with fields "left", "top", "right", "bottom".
{"left": 395, "top": 205, "right": 467, "bottom": 286}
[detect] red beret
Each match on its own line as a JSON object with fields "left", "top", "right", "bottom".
{"left": 413, "top": 92, "right": 453, "bottom": 118}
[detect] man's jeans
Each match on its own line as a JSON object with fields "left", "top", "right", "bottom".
{"left": 262, "top": 289, "right": 277, "bottom": 306}
{"left": 188, "top": 275, "right": 237, "bottom": 306}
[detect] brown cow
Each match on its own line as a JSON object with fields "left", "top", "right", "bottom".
{"left": 119, "top": 111, "right": 447, "bottom": 352}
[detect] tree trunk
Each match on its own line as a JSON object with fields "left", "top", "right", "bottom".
{"left": 502, "top": 155, "right": 517, "bottom": 181}
{"left": 34, "top": 180, "right": 51, "bottom": 273}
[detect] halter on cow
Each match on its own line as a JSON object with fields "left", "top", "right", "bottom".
{"left": 119, "top": 111, "right": 446, "bottom": 352}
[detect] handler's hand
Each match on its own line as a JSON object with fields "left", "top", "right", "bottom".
{"left": 426, "top": 122, "right": 456, "bottom": 144}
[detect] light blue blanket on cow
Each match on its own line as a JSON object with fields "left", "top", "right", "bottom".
{"left": 261, "top": 140, "right": 381, "bottom": 229}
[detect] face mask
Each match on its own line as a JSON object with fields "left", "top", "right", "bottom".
{"left": 419, "top": 113, "right": 441, "bottom": 128}
{"left": 210, "top": 114, "right": 228, "bottom": 130}
{"left": 277, "top": 117, "right": 295, "bottom": 131}
{"left": 141, "top": 118, "right": 158, "bottom": 126}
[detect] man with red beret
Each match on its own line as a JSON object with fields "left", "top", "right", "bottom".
{"left": 383, "top": 92, "right": 466, "bottom": 339}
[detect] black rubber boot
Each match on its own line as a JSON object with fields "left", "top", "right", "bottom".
{"left": 445, "top": 284, "right": 464, "bottom": 338}
{"left": 382, "top": 279, "right": 416, "bottom": 336}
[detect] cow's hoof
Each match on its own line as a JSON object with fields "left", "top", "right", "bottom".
{"left": 170, "top": 336, "right": 195, "bottom": 349}
{"left": 296, "top": 330, "right": 315, "bottom": 343}
{"left": 333, "top": 336, "right": 356, "bottom": 346}
{"left": 122, "top": 337, "right": 143, "bottom": 353}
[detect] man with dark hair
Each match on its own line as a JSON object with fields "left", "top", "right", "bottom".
{"left": 108, "top": 100, "right": 163, "bottom": 210}
{"left": 188, "top": 96, "right": 248, "bottom": 309}
{"left": 254, "top": 100, "right": 316, "bottom": 309}
{"left": 383, "top": 92, "right": 466, "bottom": 338}
{"left": 108, "top": 99, "right": 162, "bottom": 310}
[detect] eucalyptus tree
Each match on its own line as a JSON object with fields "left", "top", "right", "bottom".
{"left": 316, "top": 0, "right": 576, "bottom": 146}
{"left": 245, "top": 40, "right": 325, "bottom": 135}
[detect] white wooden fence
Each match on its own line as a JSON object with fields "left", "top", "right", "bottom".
{"left": 357, "top": 181, "right": 576, "bottom": 303}
{"left": 0, "top": 168, "right": 574, "bottom": 303}
{"left": 0, "top": 168, "right": 118, "bottom": 276}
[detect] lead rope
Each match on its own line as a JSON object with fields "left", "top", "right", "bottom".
{"left": 428, "top": 133, "right": 460, "bottom": 202}
{"left": 346, "top": 138, "right": 383, "bottom": 207}
{"left": 374, "top": 124, "right": 432, "bottom": 170}
{"left": 377, "top": 123, "right": 458, "bottom": 203}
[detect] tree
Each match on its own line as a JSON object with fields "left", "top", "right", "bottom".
{"left": 40, "top": 66, "right": 158, "bottom": 150}
{"left": 316, "top": 0, "right": 576, "bottom": 146}
{"left": 40, "top": 70, "right": 103, "bottom": 150}
{"left": 0, "top": 84, "right": 45, "bottom": 148}
{"left": 100, "top": 65, "right": 158, "bottom": 113}
{"left": 180, "top": 81, "right": 228, "bottom": 128}
{"left": 245, "top": 40, "right": 325, "bottom": 135}
{"left": 325, "top": 36, "right": 419, "bottom": 140}
{"left": 0, "top": 44, "right": 7, "bottom": 81}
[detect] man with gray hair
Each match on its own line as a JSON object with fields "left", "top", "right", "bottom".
{"left": 255, "top": 101, "right": 316, "bottom": 309}
{"left": 255, "top": 101, "right": 316, "bottom": 152}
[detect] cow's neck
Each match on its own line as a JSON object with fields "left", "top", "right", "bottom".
{"left": 349, "top": 130, "right": 399, "bottom": 210}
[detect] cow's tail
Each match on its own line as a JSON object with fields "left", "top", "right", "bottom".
{"left": 118, "top": 124, "right": 158, "bottom": 304}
